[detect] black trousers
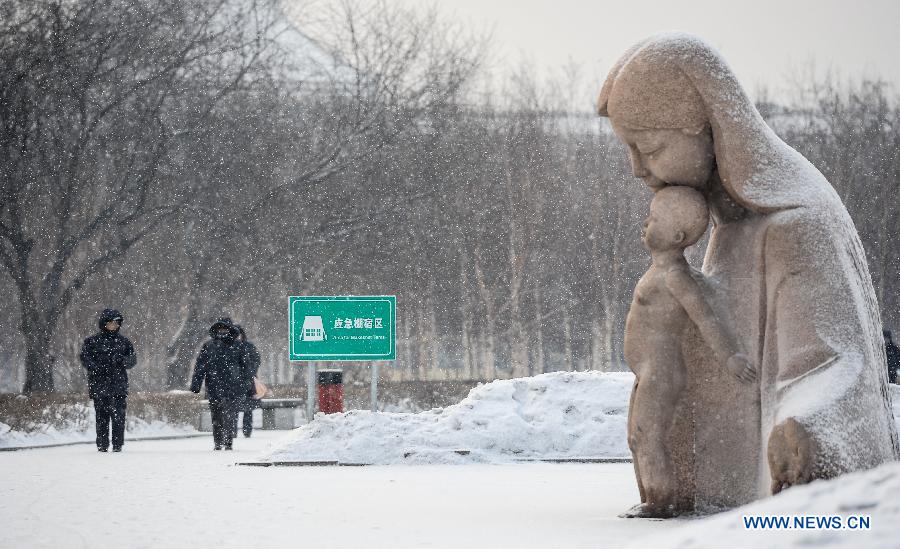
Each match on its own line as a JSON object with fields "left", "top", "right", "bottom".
{"left": 243, "top": 397, "right": 260, "bottom": 436}
{"left": 94, "top": 395, "right": 127, "bottom": 450}
{"left": 210, "top": 399, "right": 238, "bottom": 448}
{"left": 232, "top": 397, "right": 260, "bottom": 438}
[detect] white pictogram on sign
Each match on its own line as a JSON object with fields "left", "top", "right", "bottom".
{"left": 300, "top": 316, "right": 327, "bottom": 341}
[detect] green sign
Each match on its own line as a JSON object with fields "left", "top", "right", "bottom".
{"left": 289, "top": 296, "right": 396, "bottom": 361}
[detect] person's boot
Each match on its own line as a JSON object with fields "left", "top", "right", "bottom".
{"left": 112, "top": 447, "right": 122, "bottom": 452}
{"left": 98, "top": 447, "right": 108, "bottom": 452}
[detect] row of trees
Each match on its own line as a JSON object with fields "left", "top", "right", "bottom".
{"left": 0, "top": 0, "right": 484, "bottom": 391}
{"left": 1, "top": 0, "right": 898, "bottom": 392}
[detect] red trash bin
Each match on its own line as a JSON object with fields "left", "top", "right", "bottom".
{"left": 317, "top": 369, "right": 344, "bottom": 414}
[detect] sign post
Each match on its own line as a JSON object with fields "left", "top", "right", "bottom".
{"left": 371, "top": 363, "right": 379, "bottom": 412}
{"left": 306, "top": 363, "right": 315, "bottom": 423}
{"left": 289, "top": 296, "right": 396, "bottom": 420}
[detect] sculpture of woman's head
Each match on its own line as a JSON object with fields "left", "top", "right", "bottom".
{"left": 598, "top": 36, "right": 715, "bottom": 192}
{"left": 596, "top": 33, "right": 820, "bottom": 214}
{"left": 611, "top": 125, "right": 715, "bottom": 192}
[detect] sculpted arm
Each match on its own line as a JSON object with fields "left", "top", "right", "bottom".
{"left": 665, "top": 269, "right": 757, "bottom": 383}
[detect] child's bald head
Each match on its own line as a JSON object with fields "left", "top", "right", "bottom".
{"left": 644, "top": 186, "right": 709, "bottom": 250}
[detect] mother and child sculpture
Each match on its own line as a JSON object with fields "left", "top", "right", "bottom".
{"left": 600, "top": 32, "right": 900, "bottom": 517}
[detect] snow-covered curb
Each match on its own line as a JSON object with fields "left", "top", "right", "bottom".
{"left": 0, "top": 432, "right": 207, "bottom": 451}
{"left": 260, "top": 371, "right": 634, "bottom": 464}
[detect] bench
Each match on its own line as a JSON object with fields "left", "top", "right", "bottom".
{"left": 199, "top": 398, "right": 305, "bottom": 431}
{"left": 258, "top": 398, "right": 305, "bottom": 430}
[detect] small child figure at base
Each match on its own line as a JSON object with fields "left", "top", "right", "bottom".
{"left": 623, "top": 186, "right": 757, "bottom": 518}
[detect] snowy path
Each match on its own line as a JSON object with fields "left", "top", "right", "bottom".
{"left": 0, "top": 431, "right": 675, "bottom": 548}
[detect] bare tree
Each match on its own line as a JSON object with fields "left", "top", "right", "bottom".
{"left": 159, "top": 0, "right": 484, "bottom": 388}
{"left": 0, "top": 0, "right": 274, "bottom": 392}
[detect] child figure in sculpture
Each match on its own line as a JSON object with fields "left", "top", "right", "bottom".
{"left": 623, "top": 186, "right": 756, "bottom": 517}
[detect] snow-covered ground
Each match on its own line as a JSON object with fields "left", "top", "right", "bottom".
{"left": 0, "top": 433, "right": 674, "bottom": 549}
{"left": 629, "top": 461, "right": 900, "bottom": 549}
{"left": 623, "top": 383, "right": 900, "bottom": 548}
{"left": 2, "top": 430, "right": 897, "bottom": 548}
{"left": 0, "top": 402, "right": 197, "bottom": 449}
{"left": 262, "top": 371, "right": 634, "bottom": 464}
{"left": 1, "top": 378, "right": 898, "bottom": 547}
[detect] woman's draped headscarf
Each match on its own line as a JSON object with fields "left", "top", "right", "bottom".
{"left": 596, "top": 33, "right": 841, "bottom": 214}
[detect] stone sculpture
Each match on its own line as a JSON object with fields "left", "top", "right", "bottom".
{"left": 624, "top": 186, "right": 756, "bottom": 517}
{"left": 599, "top": 32, "right": 900, "bottom": 515}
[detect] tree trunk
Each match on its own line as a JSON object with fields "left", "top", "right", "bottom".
{"left": 604, "top": 317, "right": 615, "bottom": 371}
{"left": 507, "top": 253, "right": 528, "bottom": 377}
{"left": 509, "top": 315, "right": 529, "bottom": 378}
{"left": 533, "top": 285, "right": 544, "bottom": 375}
{"left": 603, "top": 293, "right": 616, "bottom": 371}
{"left": 428, "top": 293, "right": 439, "bottom": 375}
{"left": 22, "top": 334, "right": 54, "bottom": 393}
{"left": 416, "top": 301, "right": 428, "bottom": 379}
{"left": 460, "top": 300, "right": 473, "bottom": 379}
{"left": 472, "top": 253, "right": 496, "bottom": 380}
{"left": 20, "top": 305, "right": 55, "bottom": 393}
{"left": 562, "top": 299, "right": 573, "bottom": 372}
{"left": 402, "top": 313, "right": 413, "bottom": 381}
{"left": 481, "top": 328, "right": 496, "bottom": 380}
{"left": 458, "top": 254, "right": 475, "bottom": 379}
{"left": 165, "top": 307, "right": 208, "bottom": 390}
{"left": 590, "top": 317, "right": 603, "bottom": 372}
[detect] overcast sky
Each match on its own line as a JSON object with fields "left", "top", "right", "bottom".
{"left": 431, "top": 0, "right": 900, "bottom": 101}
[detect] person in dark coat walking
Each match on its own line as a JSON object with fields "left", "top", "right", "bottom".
{"left": 233, "top": 325, "right": 261, "bottom": 438}
{"left": 190, "top": 318, "right": 250, "bottom": 450}
{"left": 80, "top": 309, "right": 136, "bottom": 452}
{"left": 885, "top": 330, "right": 900, "bottom": 384}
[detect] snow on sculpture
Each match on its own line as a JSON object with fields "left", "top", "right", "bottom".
{"left": 598, "top": 32, "right": 900, "bottom": 516}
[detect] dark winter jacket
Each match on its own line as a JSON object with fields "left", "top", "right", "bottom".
{"left": 235, "top": 325, "right": 261, "bottom": 397}
{"left": 80, "top": 309, "right": 136, "bottom": 399}
{"left": 243, "top": 340, "right": 261, "bottom": 395}
{"left": 190, "top": 318, "right": 251, "bottom": 402}
{"left": 886, "top": 331, "right": 900, "bottom": 384}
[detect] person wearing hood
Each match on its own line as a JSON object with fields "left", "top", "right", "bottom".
{"left": 232, "top": 325, "right": 262, "bottom": 438}
{"left": 80, "top": 309, "right": 136, "bottom": 452}
{"left": 190, "top": 317, "right": 250, "bottom": 450}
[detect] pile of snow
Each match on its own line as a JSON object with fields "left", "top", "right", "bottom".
{"left": 629, "top": 460, "right": 900, "bottom": 548}
{"left": 0, "top": 402, "right": 196, "bottom": 449}
{"left": 261, "top": 371, "right": 634, "bottom": 464}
